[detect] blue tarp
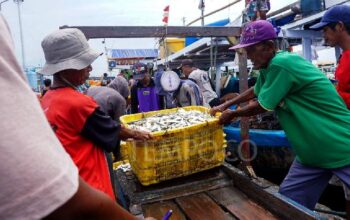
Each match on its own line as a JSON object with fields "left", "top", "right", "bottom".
{"left": 185, "top": 18, "right": 230, "bottom": 46}
{"left": 224, "top": 105, "right": 290, "bottom": 147}
{"left": 110, "top": 49, "right": 158, "bottom": 59}
{"left": 224, "top": 126, "right": 291, "bottom": 147}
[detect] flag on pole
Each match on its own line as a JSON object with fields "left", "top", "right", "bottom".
{"left": 198, "top": 0, "right": 205, "bottom": 10}
{"left": 162, "top": 5, "right": 170, "bottom": 25}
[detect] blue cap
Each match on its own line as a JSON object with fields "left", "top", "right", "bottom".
{"left": 310, "top": 5, "right": 350, "bottom": 30}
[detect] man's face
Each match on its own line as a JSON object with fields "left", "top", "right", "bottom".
{"left": 245, "top": 41, "right": 275, "bottom": 69}
{"left": 140, "top": 73, "right": 151, "bottom": 85}
{"left": 63, "top": 65, "right": 91, "bottom": 86}
{"left": 181, "top": 65, "right": 192, "bottom": 77}
{"left": 322, "top": 23, "right": 342, "bottom": 47}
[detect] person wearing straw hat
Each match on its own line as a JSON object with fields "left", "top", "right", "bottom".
{"left": 40, "top": 28, "right": 152, "bottom": 201}
{"left": 211, "top": 20, "right": 350, "bottom": 214}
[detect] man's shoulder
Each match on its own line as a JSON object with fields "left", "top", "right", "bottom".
{"left": 189, "top": 69, "right": 208, "bottom": 81}
{"left": 190, "top": 69, "right": 207, "bottom": 75}
{"left": 58, "top": 88, "right": 97, "bottom": 107}
{"left": 271, "top": 51, "right": 301, "bottom": 66}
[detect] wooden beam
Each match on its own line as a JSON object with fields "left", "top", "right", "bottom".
{"left": 222, "top": 163, "right": 317, "bottom": 220}
{"left": 59, "top": 26, "right": 241, "bottom": 38}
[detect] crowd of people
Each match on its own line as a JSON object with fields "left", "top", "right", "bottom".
{"left": 2, "top": 3, "right": 350, "bottom": 220}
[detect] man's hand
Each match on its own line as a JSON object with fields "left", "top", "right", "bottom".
{"left": 144, "top": 217, "right": 157, "bottom": 220}
{"left": 132, "top": 130, "right": 153, "bottom": 141}
{"left": 119, "top": 126, "right": 153, "bottom": 141}
{"left": 210, "top": 105, "right": 225, "bottom": 116}
{"left": 219, "top": 109, "right": 237, "bottom": 124}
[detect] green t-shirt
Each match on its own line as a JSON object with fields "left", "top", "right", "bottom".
{"left": 254, "top": 51, "right": 350, "bottom": 168}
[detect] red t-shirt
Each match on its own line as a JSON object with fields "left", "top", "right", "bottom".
{"left": 335, "top": 50, "right": 350, "bottom": 109}
{"left": 41, "top": 87, "right": 115, "bottom": 200}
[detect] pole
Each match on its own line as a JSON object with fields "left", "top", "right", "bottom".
{"left": 238, "top": 49, "right": 256, "bottom": 178}
{"left": 15, "top": 0, "right": 26, "bottom": 71}
{"left": 201, "top": 5, "right": 204, "bottom": 26}
{"left": 302, "top": 37, "right": 312, "bottom": 62}
{"left": 187, "top": 0, "right": 241, "bottom": 26}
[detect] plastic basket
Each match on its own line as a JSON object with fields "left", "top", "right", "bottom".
{"left": 120, "top": 141, "right": 129, "bottom": 160}
{"left": 120, "top": 106, "right": 226, "bottom": 186}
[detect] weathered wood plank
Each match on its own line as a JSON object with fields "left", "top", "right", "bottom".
{"left": 142, "top": 201, "right": 186, "bottom": 220}
{"left": 59, "top": 26, "right": 241, "bottom": 38}
{"left": 116, "top": 167, "right": 233, "bottom": 206}
{"left": 176, "top": 193, "right": 236, "bottom": 220}
{"left": 208, "top": 187, "right": 278, "bottom": 220}
{"left": 222, "top": 163, "right": 317, "bottom": 220}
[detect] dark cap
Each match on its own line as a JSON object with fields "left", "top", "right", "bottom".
{"left": 310, "top": 5, "right": 350, "bottom": 30}
{"left": 178, "top": 59, "right": 194, "bottom": 69}
{"left": 132, "top": 62, "right": 147, "bottom": 80}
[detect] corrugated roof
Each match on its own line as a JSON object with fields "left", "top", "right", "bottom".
{"left": 110, "top": 49, "right": 158, "bottom": 59}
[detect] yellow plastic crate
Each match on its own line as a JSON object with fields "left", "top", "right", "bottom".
{"left": 120, "top": 106, "right": 226, "bottom": 186}
{"left": 120, "top": 141, "right": 129, "bottom": 160}
{"left": 112, "top": 160, "right": 130, "bottom": 170}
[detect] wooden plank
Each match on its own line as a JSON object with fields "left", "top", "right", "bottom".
{"left": 59, "top": 26, "right": 241, "bottom": 38}
{"left": 208, "top": 187, "right": 278, "bottom": 220}
{"left": 222, "top": 163, "right": 317, "bottom": 220}
{"left": 176, "top": 193, "right": 236, "bottom": 220}
{"left": 116, "top": 167, "right": 233, "bottom": 206}
{"left": 142, "top": 201, "right": 186, "bottom": 220}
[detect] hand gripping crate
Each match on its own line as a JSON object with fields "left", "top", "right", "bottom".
{"left": 120, "top": 106, "right": 226, "bottom": 186}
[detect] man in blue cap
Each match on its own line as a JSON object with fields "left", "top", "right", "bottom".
{"left": 311, "top": 5, "right": 350, "bottom": 109}
{"left": 211, "top": 20, "right": 350, "bottom": 216}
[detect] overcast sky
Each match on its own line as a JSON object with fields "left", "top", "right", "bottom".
{"left": 1, "top": 0, "right": 335, "bottom": 76}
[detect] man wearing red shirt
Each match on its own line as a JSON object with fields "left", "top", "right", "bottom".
{"left": 40, "top": 28, "right": 152, "bottom": 201}
{"left": 311, "top": 5, "right": 350, "bottom": 108}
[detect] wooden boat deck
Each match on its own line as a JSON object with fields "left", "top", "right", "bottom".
{"left": 114, "top": 163, "right": 324, "bottom": 220}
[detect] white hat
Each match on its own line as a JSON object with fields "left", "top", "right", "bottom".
{"left": 39, "top": 28, "right": 101, "bottom": 75}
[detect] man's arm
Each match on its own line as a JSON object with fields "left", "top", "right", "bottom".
{"left": 219, "top": 100, "right": 266, "bottom": 124}
{"left": 211, "top": 87, "right": 256, "bottom": 115}
{"left": 45, "top": 178, "right": 155, "bottom": 220}
{"left": 44, "top": 177, "right": 137, "bottom": 220}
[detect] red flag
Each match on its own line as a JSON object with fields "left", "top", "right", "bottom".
{"left": 162, "top": 5, "right": 169, "bottom": 25}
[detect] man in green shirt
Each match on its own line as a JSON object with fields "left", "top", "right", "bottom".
{"left": 211, "top": 20, "right": 350, "bottom": 213}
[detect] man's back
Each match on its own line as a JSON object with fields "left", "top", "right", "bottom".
{"left": 255, "top": 51, "right": 350, "bottom": 168}
{"left": 87, "top": 86, "right": 126, "bottom": 121}
{"left": 177, "top": 80, "right": 203, "bottom": 107}
{"left": 188, "top": 69, "right": 217, "bottom": 107}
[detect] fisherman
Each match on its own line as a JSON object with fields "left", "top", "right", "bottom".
{"left": 108, "top": 73, "right": 130, "bottom": 101}
{"left": 180, "top": 59, "right": 220, "bottom": 108}
{"left": 155, "top": 69, "right": 204, "bottom": 108}
{"left": 130, "top": 62, "right": 163, "bottom": 113}
{"left": 0, "top": 15, "right": 155, "bottom": 220}
{"left": 211, "top": 20, "right": 350, "bottom": 214}
{"left": 40, "top": 28, "right": 152, "bottom": 201}
{"left": 310, "top": 5, "right": 350, "bottom": 109}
